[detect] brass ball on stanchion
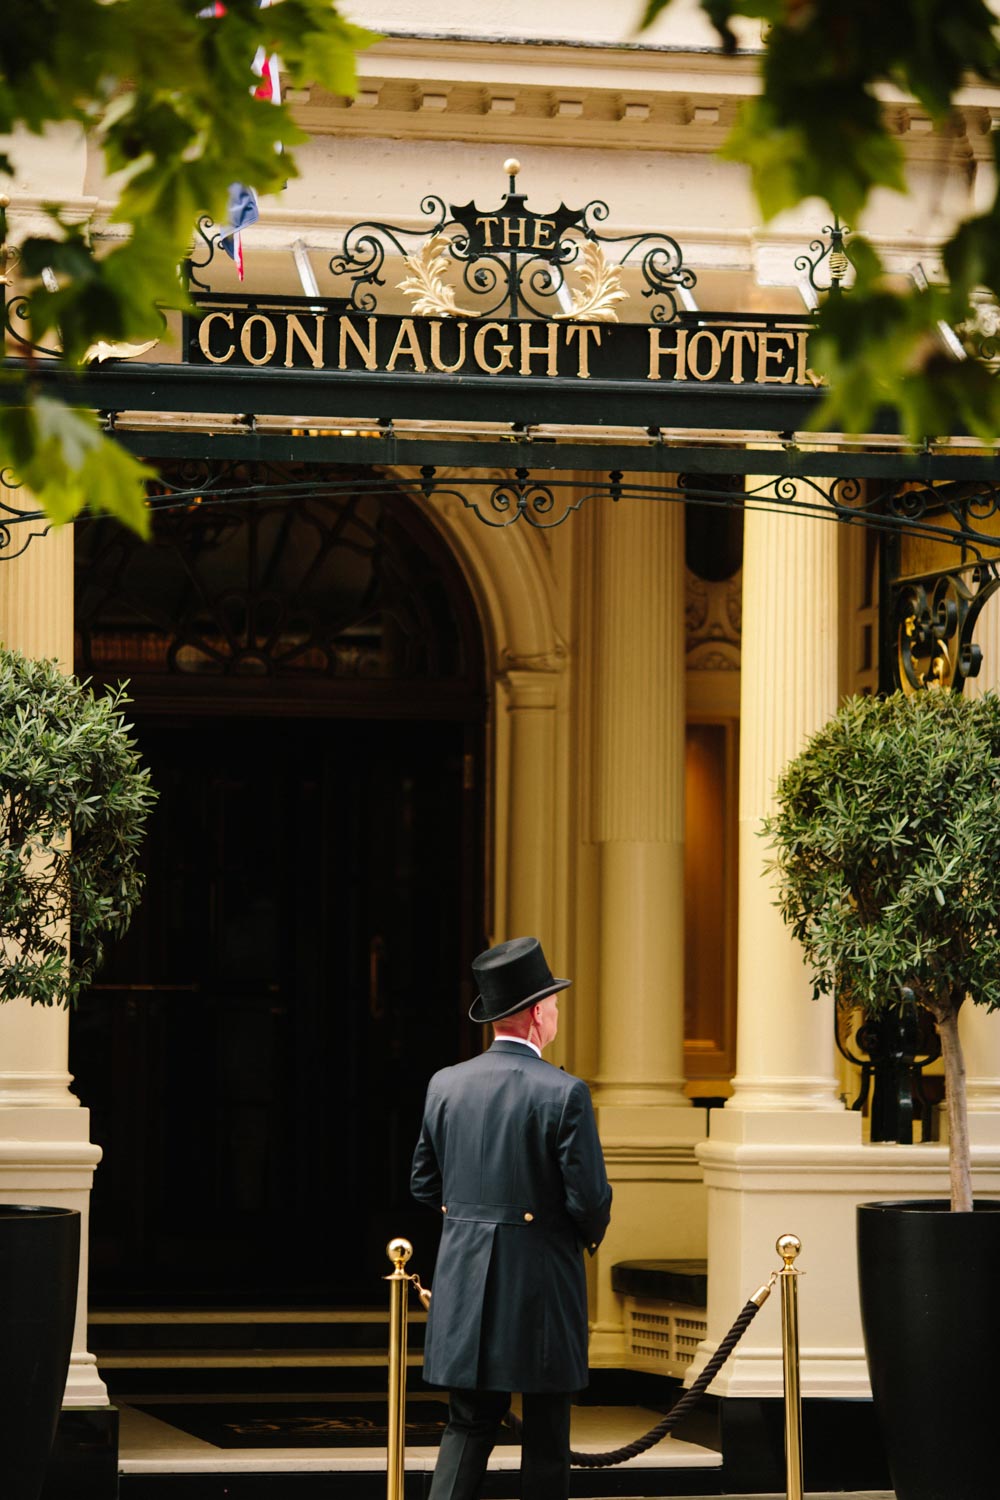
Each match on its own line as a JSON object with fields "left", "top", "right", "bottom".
{"left": 386, "top": 1237, "right": 413, "bottom": 1271}
{"left": 777, "top": 1233, "right": 802, "bottom": 1267}
{"left": 503, "top": 159, "right": 521, "bottom": 179}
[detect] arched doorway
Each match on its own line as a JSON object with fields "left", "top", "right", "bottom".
{"left": 70, "top": 465, "right": 487, "bottom": 1303}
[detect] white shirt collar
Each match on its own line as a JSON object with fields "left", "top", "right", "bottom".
{"left": 493, "top": 1033, "right": 541, "bottom": 1058}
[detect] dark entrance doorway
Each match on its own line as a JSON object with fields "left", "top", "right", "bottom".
{"left": 70, "top": 467, "right": 486, "bottom": 1303}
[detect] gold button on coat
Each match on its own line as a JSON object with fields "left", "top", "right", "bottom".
{"left": 524, "top": 1212, "right": 534, "bottom": 1222}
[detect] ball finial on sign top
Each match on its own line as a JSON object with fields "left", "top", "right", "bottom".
{"left": 503, "top": 159, "right": 521, "bottom": 178}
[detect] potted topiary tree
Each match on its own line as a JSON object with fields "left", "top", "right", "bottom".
{"left": 763, "top": 687, "right": 1000, "bottom": 1500}
{"left": 0, "top": 644, "right": 156, "bottom": 1500}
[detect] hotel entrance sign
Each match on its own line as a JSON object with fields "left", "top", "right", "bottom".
{"left": 189, "top": 307, "right": 813, "bottom": 387}
{"left": 184, "top": 162, "right": 816, "bottom": 391}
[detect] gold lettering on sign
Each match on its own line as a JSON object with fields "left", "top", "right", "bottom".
{"left": 338, "top": 316, "right": 378, "bottom": 371}
{"left": 721, "top": 328, "right": 755, "bottom": 385}
{"left": 284, "top": 314, "right": 324, "bottom": 369}
{"left": 502, "top": 218, "right": 529, "bottom": 248}
{"left": 475, "top": 215, "right": 500, "bottom": 247}
{"left": 240, "top": 314, "right": 277, "bottom": 367}
{"left": 519, "top": 321, "right": 559, "bottom": 377}
{"left": 756, "top": 331, "right": 795, "bottom": 384}
{"left": 198, "top": 311, "right": 236, "bottom": 364}
{"left": 795, "top": 330, "right": 810, "bottom": 385}
{"left": 647, "top": 326, "right": 688, "bottom": 381}
{"left": 688, "top": 330, "right": 722, "bottom": 382}
{"left": 429, "top": 320, "right": 469, "bottom": 373}
{"left": 386, "top": 318, "right": 428, "bottom": 373}
{"left": 533, "top": 219, "right": 557, "bottom": 250}
{"left": 473, "top": 323, "right": 514, "bottom": 373}
{"left": 565, "top": 324, "right": 602, "bottom": 379}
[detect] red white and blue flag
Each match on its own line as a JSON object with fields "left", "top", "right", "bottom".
{"left": 201, "top": 1, "right": 281, "bottom": 280}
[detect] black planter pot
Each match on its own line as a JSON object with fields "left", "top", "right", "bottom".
{"left": 0, "top": 1205, "right": 80, "bottom": 1500}
{"left": 858, "top": 1198, "right": 1000, "bottom": 1500}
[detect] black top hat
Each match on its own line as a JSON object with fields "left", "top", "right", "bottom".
{"left": 469, "top": 936, "right": 571, "bottom": 1024}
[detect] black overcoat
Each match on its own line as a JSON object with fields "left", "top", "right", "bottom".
{"left": 410, "top": 1039, "right": 612, "bottom": 1393}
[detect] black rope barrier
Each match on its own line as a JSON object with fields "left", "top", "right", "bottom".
{"left": 501, "top": 1289, "right": 770, "bottom": 1469}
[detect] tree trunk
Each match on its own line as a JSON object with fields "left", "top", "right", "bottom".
{"left": 936, "top": 999, "right": 973, "bottom": 1212}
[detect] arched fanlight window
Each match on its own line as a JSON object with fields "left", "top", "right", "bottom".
{"left": 75, "top": 464, "right": 484, "bottom": 700}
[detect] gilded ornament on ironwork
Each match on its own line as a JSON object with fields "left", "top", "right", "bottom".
{"left": 397, "top": 235, "right": 475, "bottom": 319}
{"left": 551, "top": 241, "right": 627, "bottom": 323}
{"left": 397, "top": 230, "right": 627, "bottom": 323}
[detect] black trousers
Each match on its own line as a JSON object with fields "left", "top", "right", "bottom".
{"left": 427, "top": 1387, "right": 572, "bottom": 1500}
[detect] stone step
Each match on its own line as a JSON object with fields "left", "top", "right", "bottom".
{"left": 91, "top": 1306, "right": 427, "bottom": 1398}
{"left": 90, "top": 1307, "right": 426, "bottom": 1354}
{"left": 115, "top": 1395, "right": 724, "bottom": 1499}
{"left": 98, "top": 1348, "right": 424, "bottom": 1369}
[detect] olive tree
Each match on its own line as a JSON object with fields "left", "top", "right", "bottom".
{"left": 763, "top": 688, "right": 1000, "bottom": 1212}
{"left": 0, "top": 646, "right": 156, "bottom": 1007}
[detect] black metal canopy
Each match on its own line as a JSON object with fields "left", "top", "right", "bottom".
{"left": 5, "top": 169, "right": 1000, "bottom": 695}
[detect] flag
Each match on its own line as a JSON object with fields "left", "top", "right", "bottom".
{"left": 218, "top": 184, "right": 260, "bottom": 280}
{"left": 253, "top": 0, "right": 281, "bottom": 110}
{"left": 202, "top": 0, "right": 280, "bottom": 280}
{"left": 252, "top": 46, "right": 281, "bottom": 107}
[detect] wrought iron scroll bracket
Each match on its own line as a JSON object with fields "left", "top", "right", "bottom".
{"left": 184, "top": 215, "right": 222, "bottom": 294}
{"left": 416, "top": 465, "right": 617, "bottom": 528}
{"left": 795, "top": 216, "right": 852, "bottom": 297}
{"left": 892, "top": 561, "right": 1000, "bottom": 693}
{"left": 0, "top": 469, "right": 51, "bottom": 559}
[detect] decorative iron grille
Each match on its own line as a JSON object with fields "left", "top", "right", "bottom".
{"left": 75, "top": 465, "right": 481, "bottom": 689}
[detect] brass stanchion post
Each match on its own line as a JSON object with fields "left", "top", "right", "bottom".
{"left": 386, "top": 1237, "right": 413, "bottom": 1500}
{"left": 776, "top": 1233, "right": 804, "bottom": 1500}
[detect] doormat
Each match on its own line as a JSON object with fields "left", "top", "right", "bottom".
{"left": 132, "top": 1400, "right": 451, "bottom": 1448}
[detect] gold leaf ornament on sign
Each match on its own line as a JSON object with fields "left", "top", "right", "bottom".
{"left": 552, "top": 241, "right": 627, "bottom": 322}
{"left": 396, "top": 233, "right": 628, "bottom": 322}
{"left": 397, "top": 235, "right": 474, "bottom": 318}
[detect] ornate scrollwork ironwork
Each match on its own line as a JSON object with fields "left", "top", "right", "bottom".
{"left": 795, "top": 216, "right": 852, "bottom": 297}
{"left": 184, "top": 215, "right": 222, "bottom": 294}
{"left": 0, "top": 469, "right": 51, "bottom": 558}
{"left": 326, "top": 161, "right": 695, "bottom": 323}
{"left": 892, "top": 563, "right": 1000, "bottom": 693}
{"left": 330, "top": 194, "right": 451, "bottom": 313}
{"left": 2, "top": 291, "right": 61, "bottom": 358}
{"left": 75, "top": 462, "right": 481, "bottom": 684}
{"left": 416, "top": 465, "right": 617, "bottom": 529}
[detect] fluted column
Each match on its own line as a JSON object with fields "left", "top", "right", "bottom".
{"left": 728, "top": 495, "right": 844, "bottom": 1108}
{"left": 584, "top": 493, "right": 706, "bottom": 1366}
{"left": 0, "top": 512, "right": 107, "bottom": 1405}
{"left": 692, "top": 489, "right": 863, "bottom": 1401}
{"left": 590, "top": 496, "right": 687, "bottom": 1104}
{"left": 961, "top": 591, "right": 1000, "bottom": 1130}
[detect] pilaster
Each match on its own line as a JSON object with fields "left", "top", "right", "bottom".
{"left": 498, "top": 665, "right": 561, "bottom": 947}
{"left": 0, "top": 516, "right": 108, "bottom": 1406}
{"left": 582, "top": 494, "right": 706, "bottom": 1366}
{"left": 960, "top": 590, "right": 1000, "bottom": 1140}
